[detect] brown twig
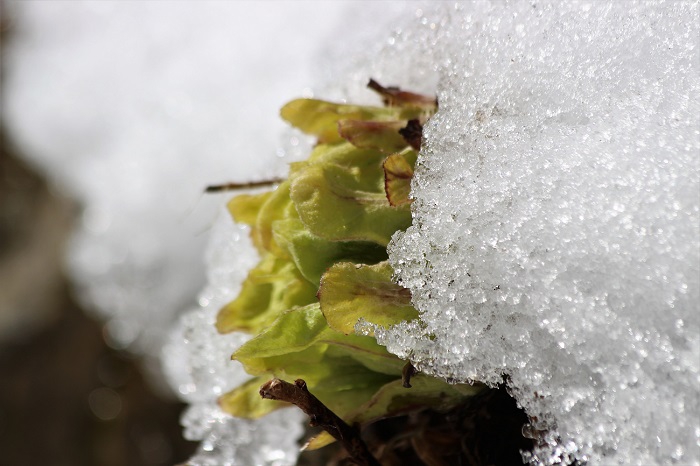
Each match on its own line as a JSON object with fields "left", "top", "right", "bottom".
{"left": 402, "top": 361, "right": 417, "bottom": 388}
{"left": 259, "top": 378, "right": 380, "bottom": 466}
{"left": 205, "top": 177, "right": 284, "bottom": 193}
{"left": 367, "top": 78, "right": 437, "bottom": 109}
{"left": 398, "top": 119, "right": 424, "bottom": 151}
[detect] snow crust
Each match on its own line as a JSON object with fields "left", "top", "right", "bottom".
{"left": 365, "top": 2, "right": 699, "bottom": 465}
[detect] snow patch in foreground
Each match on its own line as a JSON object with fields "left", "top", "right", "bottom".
{"left": 161, "top": 210, "right": 305, "bottom": 465}
{"left": 369, "top": 2, "right": 699, "bottom": 465}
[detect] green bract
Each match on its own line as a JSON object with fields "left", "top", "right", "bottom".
{"left": 216, "top": 84, "right": 481, "bottom": 450}
{"left": 319, "top": 261, "right": 418, "bottom": 336}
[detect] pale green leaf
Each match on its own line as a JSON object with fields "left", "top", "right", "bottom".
{"left": 337, "top": 119, "right": 409, "bottom": 153}
{"left": 219, "top": 376, "right": 288, "bottom": 419}
{"left": 216, "top": 254, "right": 317, "bottom": 334}
{"left": 272, "top": 218, "right": 386, "bottom": 286}
{"left": 251, "top": 180, "right": 295, "bottom": 255}
{"left": 289, "top": 160, "right": 411, "bottom": 246}
{"left": 383, "top": 149, "right": 417, "bottom": 207}
{"left": 233, "top": 304, "right": 403, "bottom": 377}
{"left": 302, "top": 431, "right": 335, "bottom": 451}
{"left": 231, "top": 305, "right": 401, "bottom": 419}
{"left": 280, "top": 99, "right": 423, "bottom": 144}
{"left": 346, "top": 375, "right": 483, "bottom": 426}
{"left": 319, "top": 261, "right": 418, "bottom": 335}
{"left": 227, "top": 191, "right": 272, "bottom": 227}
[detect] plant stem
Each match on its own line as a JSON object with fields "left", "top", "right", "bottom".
{"left": 259, "top": 378, "right": 380, "bottom": 466}
{"left": 205, "top": 178, "right": 284, "bottom": 193}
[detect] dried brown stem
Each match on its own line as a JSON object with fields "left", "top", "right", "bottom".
{"left": 402, "top": 361, "right": 417, "bottom": 388}
{"left": 259, "top": 378, "right": 380, "bottom": 466}
{"left": 367, "top": 78, "right": 437, "bottom": 109}
{"left": 205, "top": 178, "right": 285, "bottom": 193}
{"left": 399, "top": 119, "right": 424, "bottom": 151}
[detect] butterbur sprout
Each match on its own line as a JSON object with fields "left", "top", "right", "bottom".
{"left": 213, "top": 80, "right": 533, "bottom": 465}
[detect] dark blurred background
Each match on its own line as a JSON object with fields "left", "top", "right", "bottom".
{"left": 0, "top": 120, "right": 197, "bottom": 466}
{"left": 0, "top": 8, "right": 197, "bottom": 465}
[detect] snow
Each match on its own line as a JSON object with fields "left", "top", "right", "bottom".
{"left": 367, "top": 2, "right": 700, "bottom": 465}
{"left": 161, "top": 211, "right": 305, "bottom": 465}
{"left": 4, "top": 1, "right": 698, "bottom": 465}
